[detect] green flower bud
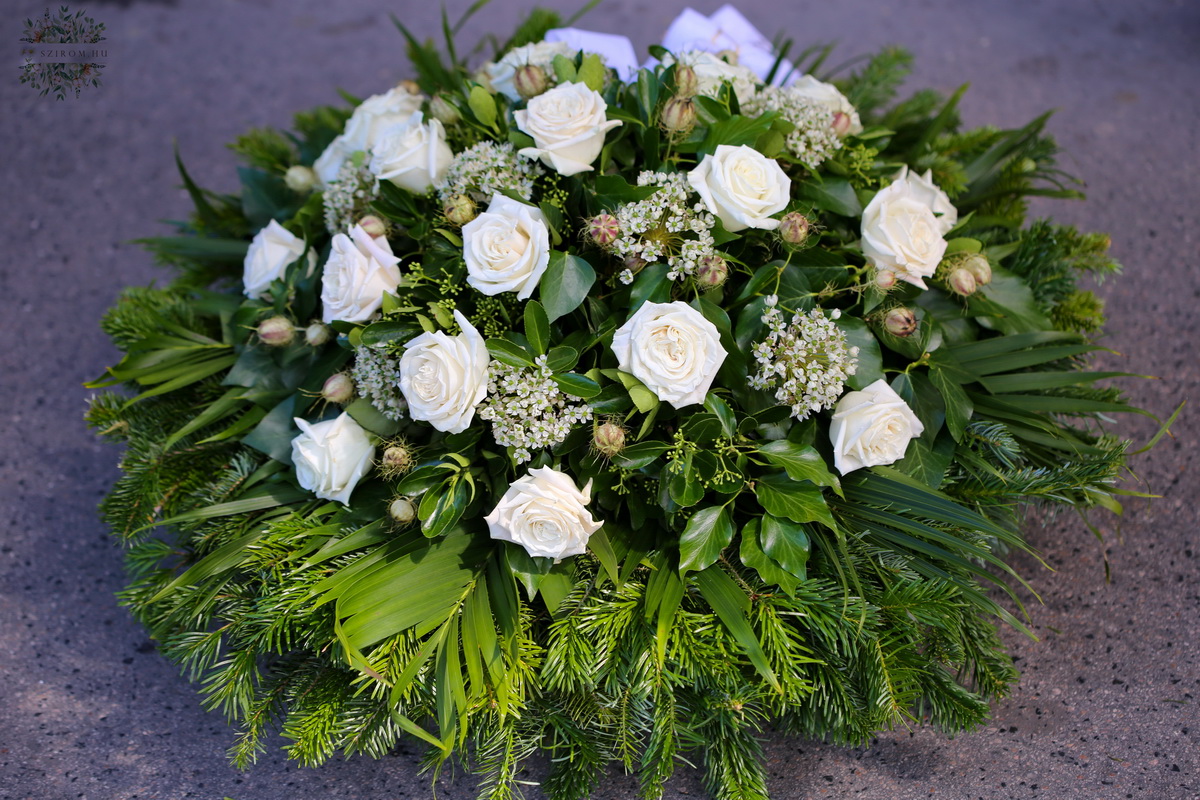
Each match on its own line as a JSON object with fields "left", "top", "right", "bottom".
{"left": 257, "top": 316, "right": 295, "bottom": 347}
{"left": 284, "top": 165, "right": 316, "bottom": 194}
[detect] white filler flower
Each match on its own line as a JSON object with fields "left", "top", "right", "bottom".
{"left": 828, "top": 379, "right": 925, "bottom": 475}
{"left": 612, "top": 300, "right": 727, "bottom": 409}
{"left": 688, "top": 144, "right": 790, "bottom": 232}
{"left": 485, "top": 466, "right": 603, "bottom": 561}
{"left": 290, "top": 412, "right": 375, "bottom": 505}
{"left": 398, "top": 310, "right": 489, "bottom": 434}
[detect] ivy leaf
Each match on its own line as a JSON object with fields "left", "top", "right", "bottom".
{"left": 539, "top": 252, "right": 596, "bottom": 322}
{"left": 758, "top": 514, "right": 810, "bottom": 580}
{"left": 758, "top": 440, "right": 842, "bottom": 496}
{"left": 754, "top": 473, "right": 838, "bottom": 531}
{"left": 679, "top": 505, "right": 734, "bottom": 575}
{"left": 738, "top": 519, "right": 799, "bottom": 595}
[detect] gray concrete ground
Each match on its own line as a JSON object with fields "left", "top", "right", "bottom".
{"left": 1, "top": 0, "right": 1197, "bottom": 798}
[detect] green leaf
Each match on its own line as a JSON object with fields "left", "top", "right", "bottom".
{"left": 345, "top": 397, "right": 403, "bottom": 437}
{"left": 523, "top": 300, "right": 550, "bottom": 355}
{"left": 546, "top": 345, "right": 579, "bottom": 372}
{"left": 539, "top": 252, "right": 596, "bottom": 322}
{"left": 486, "top": 338, "right": 534, "bottom": 368}
{"left": 552, "top": 53, "right": 577, "bottom": 83}
{"left": 678, "top": 505, "right": 734, "bottom": 575}
{"left": 758, "top": 514, "right": 810, "bottom": 580}
{"left": 588, "top": 528, "right": 621, "bottom": 585}
{"left": 420, "top": 479, "right": 470, "bottom": 539}
{"left": 149, "top": 530, "right": 263, "bottom": 602}
{"left": 693, "top": 567, "right": 781, "bottom": 691}
{"left": 703, "top": 393, "right": 737, "bottom": 437}
{"left": 553, "top": 373, "right": 601, "bottom": 398}
{"left": 615, "top": 370, "right": 660, "bottom": 414}
{"left": 757, "top": 441, "right": 842, "bottom": 496}
{"left": 578, "top": 53, "right": 605, "bottom": 91}
{"left": 738, "top": 519, "right": 799, "bottom": 595}
{"left": 892, "top": 428, "right": 957, "bottom": 488}
{"left": 754, "top": 473, "right": 838, "bottom": 531}
{"left": 611, "top": 440, "right": 668, "bottom": 469}
{"left": 243, "top": 396, "right": 299, "bottom": 464}
{"left": 835, "top": 316, "right": 884, "bottom": 390}
{"left": 797, "top": 177, "right": 862, "bottom": 217}
{"left": 928, "top": 367, "right": 973, "bottom": 442}
{"left": 468, "top": 85, "right": 497, "bottom": 128}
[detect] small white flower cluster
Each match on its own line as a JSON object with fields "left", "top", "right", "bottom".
{"left": 435, "top": 141, "right": 540, "bottom": 205}
{"left": 610, "top": 171, "right": 718, "bottom": 282}
{"left": 351, "top": 346, "right": 408, "bottom": 421}
{"left": 323, "top": 157, "right": 380, "bottom": 235}
{"left": 478, "top": 355, "right": 592, "bottom": 464}
{"left": 749, "top": 297, "right": 859, "bottom": 420}
{"left": 742, "top": 87, "right": 842, "bottom": 169}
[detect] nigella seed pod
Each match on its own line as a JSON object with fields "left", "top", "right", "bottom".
{"left": 304, "top": 321, "right": 331, "bottom": 347}
{"left": 257, "top": 316, "right": 295, "bottom": 347}
{"left": 593, "top": 421, "right": 626, "bottom": 457}
{"left": 962, "top": 253, "right": 992, "bottom": 286}
{"left": 948, "top": 267, "right": 978, "bottom": 297}
{"left": 586, "top": 213, "right": 620, "bottom": 247}
{"left": 674, "top": 64, "right": 699, "bottom": 98}
{"left": 884, "top": 307, "right": 918, "bottom": 337}
{"left": 624, "top": 255, "right": 648, "bottom": 275}
{"left": 874, "top": 268, "right": 897, "bottom": 290}
{"left": 381, "top": 444, "right": 415, "bottom": 475}
{"left": 358, "top": 215, "right": 388, "bottom": 238}
{"left": 321, "top": 372, "right": 354, "bottom": 405}
{"left": 284, "top": 165, "right": 316, "bottom": 194}
{"left": 779, "top": 212, "right": 810, "bottom": 245}
{"left": 389, "top": 496, "right": 416, "bottom": 525}
{"left": 831, "top": 111, "right": 853, "bottom": 138}
{"left": 696, "top": 254, "right": 729, "bottom": 289}
{"left": 514, "top": 64, "right": 549, "bottom": 100}
{"left": 660, "top": 97, "right": 697, "bottom": 133}
{"left": 443, "top": 194, "right": 477, "bottom": 226}
{"left": 430, "top": 94, "right": 460, "bottom": 126}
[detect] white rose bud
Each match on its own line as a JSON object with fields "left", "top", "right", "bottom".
{"left": 368, "top": 111, "right": 453, "bottom": 195}
{"left": 612, "top": 300, "right": 727, "bottom": 409}
{"left": 290, "top": 412, "right": 375, "bottom": 505}
{"left": 389, "top": 496, "right": 417, "bottom": 524}
{"left": 304, "top": 321, "right": 331, "bottom": 347}
{"left": 313, "top": 86, "right": 425, "bottom": 186}
{"left": 828, "top": 379, "right": 925, "bottom": 475}
{"left": 861, "top": 168, "right": 953, "bottom": 289}
{"left": 321, "top": 372, "right": 354, "bottom": 405}
{"left": 962, "top": 253, "right": 992, "bottom": 286}
{"left": 788, "top": 75, "right": 863, "bottom": 136}
{"left": 948, "top": 267, "right": 978, "bottom": 297}
{"left": 284, "top": 165, "right": 317, "bottom": 193}
{"left": 243, "top": 220, "right": 308, "bottom": 299}
{"left": 257, "top": 316, "right": 296, "bottom": 347}
{"left": 485, "top": 466, "right": 603, "bottom": 561}
{"left": 320, "top": 225, "right": 403, "bottom": 324}
{"left": 688, "top": 144, "right": 791, "bottom": 233}
{"left": 462, "top": 194, "right": 551, "bottom": 299}
{"left": 398, "top": 310, "right": 489, "bottom": 433}
{"left": 515, "top": 82, "right": 623, "bottom": 177}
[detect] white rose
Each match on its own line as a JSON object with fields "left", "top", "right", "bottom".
{"left": 688, "top": 144, "right": 791, "bottom": 232}
{"left": 313, "top": 86, "right": 424, "bottom": 186}
{"left": 660, "top": 6, "right": 793, "bottom": 84}
{"left": 612, "top": 301, "right": 726, "bottom": 409}
{"left": 828, "top": 379, "right": 925, "bottom": 475}
{"left": 515, "top": 82, "right": 622, "bottom": 177}
{"left": 485, "top": 466, "right": 603, "bottom": 561}
{"left": 368, "top": 111, "right": 453, "bottom": 194}
{"left": 897, "top": 166, "right": 957, "bottom": 234}
{"left": 320, "top": 225, "right": 402, "bottom": 324}
{"left": 663, "top": 51, "right": 759, "bottom": 105}
{"left": 398, "top": 310, "right": 489, "bottom": 433}
{"left": 485, "top": 40, "right": 575, "bottom": 101}
{"left": 290, "top": 412, "right": 375, "bottom": 505}
{"left": 243, "top": 220, "right": 312, "bottom": 299}
{"left": 860, "top": 169, "right": 953, "bottom": 289}
{"left": 462, "top": 194, "right": 551, "bottom": 299}
{"left": 787, "top": 75, "right": 863, "bottom": 135}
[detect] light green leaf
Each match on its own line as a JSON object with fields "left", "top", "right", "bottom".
{"left": 468, "top": 85, "right": 497, "bottom": 128}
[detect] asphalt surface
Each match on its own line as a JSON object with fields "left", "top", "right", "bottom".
{"left": 2, "top": 0, "right": 1197, "bottom": 798}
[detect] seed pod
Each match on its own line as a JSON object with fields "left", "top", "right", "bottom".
{"left": 962, "top": 253, "right": 992, "bottom": 286}
{"left": 874, "top": 268, "right": 897, "bottom": 290}
{"left": 514, "top": 64, "right": 549, "bottom": 100}
{"left": 257, "top": 316, "right": 295, "bottom": 347}
{"left": 381, "top": 444, "right": 415, "bottom": 476}
{"left": 443, "top": 194, "right": 477, "bottom": 227}
{"left": 397, "top": 79, "right": 421, "bottom": 95}
{"left": 304, "top": 322, "right": 331, "bottom": 347}
{"left": 779, "top": 212, "right": 810, "bottom": 245}
{"left": 586, "top": 213, "right": 620, "bottom": 247}
{"left": 284, "top": 165, "right": 316, "bottom": 193}
{"left": 948, "top": 267, "right": 978, "bottom": 297}
{"left": 883, "top": 307, "right": 918, "bottom": 337}
{"left": 696, "top": 254, "right": 729, "bottom": 289}
{"left": 389, "top": 496, "right": 416, "bottom": 525}
{"left": 660, "top": 97, "right": 697, "bottom": 134}
{"left": 674, "top": 64, "right": 699, "bottom": 98}
{"left": 593, "top": 422, "right": 626, "bottom": 458}
{"left": 430, "top": 94, "right": 461, "bottom": 126}
{"left": 831, "top": 111, "right": 852, "bottom": 137}
{"left": 321, "top": 373, "right": 354, "bottom": 405}
{"left": 357, "top": 215, "right": 387, "bottom": 238}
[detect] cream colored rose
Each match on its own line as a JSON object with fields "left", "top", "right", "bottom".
{"left": 515, "top": 82, "right": 622, "bottom": 177}
{"left": 896, "top": 166, "right": 957, "bottom": 234}
{"left": 688, "top": 144, "right": 790, "bottom": 232}
{"left": 243, "top": 220, "right": 312, "bottom": 299}
{"left": 860, "top": 169, "right": 952, "bottom": 289}
{"left": 828, "top": 379, "right": 925, "bottom": 475}
{"left": 398, "top": 310, "right": 489, "bottom": 433}
{"left": 612, "top": 301, "right": 726, "bottom": 409}
{"left": 291, "top": 412, "right": 375, "bottom": 505}
{"left": 320, "top": 225, "right": 402, "bottom": 324}
{"left": 485, "top": 40, "right": 575, "bottom": 101}
{"left": 462, "top": 194, "right": 551, "bottom": 299}
{"left": 664, "top": 51, "right": 759, "bottom": 105}
{"left": 787, "top": 75, "right": 863, "bottom": 135}
{"left": 368, "top": 111, "right": 453, "bottom": 194}
{"left": 485, "top": 466, "right": 603, "bottom": 561}
{"left": 313, "top": 86, "right": 424, "bottom": 186}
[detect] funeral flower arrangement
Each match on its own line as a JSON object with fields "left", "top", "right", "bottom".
{"left": 87, "top": 5, "right": 1167, "bottom": 798}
